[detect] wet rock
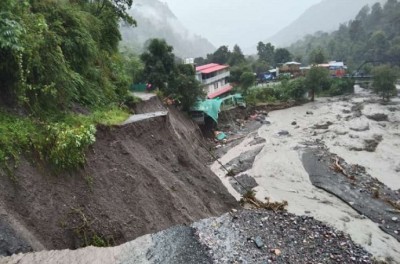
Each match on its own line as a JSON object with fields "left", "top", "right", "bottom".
{"left": 350, "top": 123, "right": 370, "bottom": 132}
{"left": 351, "top": 103, "right": 364, "bottom": 117}
{"left": 278, "top": 130, "right": 290, "bottom": 136}
{"left": 349, "top": 146, "right": 364, "bottom": 152}
{"left": 249, "top": 137, "right": 266, "bottom": 146}
{"left": 254, "top": 236, "right": 264, "bottom": 248}
{"left": 366, "top": 113, "right": 389, "bottom": 122}
{"left": 349, "top": 134, "right": 359, "bottom": 139}
{"left": 0, "top": 218, "right": 33, "bottom": 256}
{"left": 334, "top": 129, "right": 348, "bottom": 136}
{"left": 229, "top": 174, "right": 258, "bottom": 195}
{"left": 272, "top": 248, "right": 282, "bottom": 256}
{"left": 261, "top": 120, "right": 271, "bottom": 125}
{"left": 363, "top": 135, "right": 383, "bottom": 152}
{"left": 256, "top": 116, "right": 265, "bottom": 122}
{"left": 225, "top": 147, "right": 263, "bottom": 175}
{"left": 313, "top": 121, "right": 333, "bottom": 130}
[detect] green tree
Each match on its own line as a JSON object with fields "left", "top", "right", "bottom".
{"left": 89, "top": 0, "right": 136, "bottom": 25}
{"left": 211, "top": 45, "right": 231, "bottom": 64}
{"left": 140, "top": 39, "right": 175, "bottom": 90}
{"left": 0, "top": 0, "right": 136, "bottom": 111}
{"left": 274, "top": 48, "right": 292, "bottom": 64}
{"left": 239, "top": 72, "right": 256, "bottom": 95}
{"left": 372, "top": 65, "right": 398, "bottom": 101}
{"left": 309, "top": 48, "right": 326, "bottom": 64}
{"left": 257, "top": 41, "right": 275, "bottom": 65}
{"left": 367, "top": 31, "right": 389, "bottom": 61}
{"left": 141, "top": 39, "right": 204, "bottom": 110}
{"left": 194, "top": 56, "right": 207, "bottom": 66}
{"left": 229, "top": 44, "right": 245, "bottom": 66}
{"left": 305, "top": 66, "right": 330, "bottom": 101}
{"left": 349, "top": 20, "right": 366, "bottom": 42}
{"left": 285, "top": 78, "right": 307, "bottom": 101}
{"left": 251, "top": 60, "right": 269, "bottom": 75}
{"left": 167, "top": 64, "right": 204, "bottom": 110}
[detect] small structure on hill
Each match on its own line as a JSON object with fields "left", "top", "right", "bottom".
{"left": 196, "top": 63, "right": 232, "bottom": 99}
{"left": 328, "top": 61, "right": 347, "bottom": 77}
{"left": 279, "top": 61, "right": 302, "bottom": 77}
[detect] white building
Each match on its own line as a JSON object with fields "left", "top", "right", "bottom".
{"left": 195, "top": 63, "right": 232, "bottom": 99}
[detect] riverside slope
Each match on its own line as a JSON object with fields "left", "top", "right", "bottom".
{"left": 0, "top": 96, "right": 237, "bottom": 255}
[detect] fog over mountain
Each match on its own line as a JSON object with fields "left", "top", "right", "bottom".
{"left": 163, "top": 0, "right": 321, "bottom": 52}
{"left": 162, "top": 0, "right": 389, "bottom": 55}
{"left": 120, "top": 0, "right": 215, "bottom": 58}
{"left": 268, "top": 0, "right": 386, "bottom": 47}
{"left": 121, "top": 0, "right": 388, "bottom": 57}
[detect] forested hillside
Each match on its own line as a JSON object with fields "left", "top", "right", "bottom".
{"left": 288, "top": 0, "right": 400, "bottom": 70}
{"left": 0, "top": 0, "right": 141, "bottom": 172}
{"left": 0, "top": 0, "right": 136, "bottom": 111}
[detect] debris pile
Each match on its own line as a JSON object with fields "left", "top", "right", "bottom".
{"left": 194, "top": 210, "right": 373, "bottom": 263}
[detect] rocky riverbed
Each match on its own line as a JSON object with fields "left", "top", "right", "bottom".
{"left": 211, "top": 86, "right": 400, "bottom": 262}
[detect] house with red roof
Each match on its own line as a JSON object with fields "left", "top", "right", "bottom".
{"left": 195, "top": 63, "right": 232, "bottom": 99}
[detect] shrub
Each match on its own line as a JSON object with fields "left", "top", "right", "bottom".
{"left": 325, "top": 78, "right": 355, "bottom": 96}
{"left": 44, "top": 123, "right": 96, "bottom": 170}
{"left": 0, "top": 113, "right": 36, "bottom": 172}
{"left": 284, "top": 77, "right": 307, "bottom": 101}
{"left": 372, "top": 65, "right": 398, "bottom": 101}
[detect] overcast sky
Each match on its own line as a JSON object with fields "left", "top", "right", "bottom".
{"left": 162, "top": 0, "right": 322, "bottom": 49}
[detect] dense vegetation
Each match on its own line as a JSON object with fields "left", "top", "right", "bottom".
{"left": 140, "top": 38, "right": 204, "bottom": 110}
{"left": 288, "top": 0, "right": 400, "bottom": 70}
{"left": 0, "top": 0, "right": 137, "bottom": 111}
{"left": 245, "top": 70, "right": 355, "bottom": 106}
{"left": 0, "top": 0, "right": 137, "bottom": 173}
{"left": 372, "top": 65, "right": 398, "bottom": 100}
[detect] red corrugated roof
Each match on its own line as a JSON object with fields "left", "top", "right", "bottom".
{"left": 196, "top": 63, "right": 218, "bottom": 71}
{"left": 196, "top": 63, "right": 229, "bottom": 74}
{"left": 207, "top": 85, "right": 233, "bottom": 99}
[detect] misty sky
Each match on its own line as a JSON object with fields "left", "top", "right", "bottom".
{"left": 162, "top": 0, "right": 322, "bottom": 49}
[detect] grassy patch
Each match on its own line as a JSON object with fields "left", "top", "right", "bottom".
{"left": 0, "top": 113, "right": 38, "bottom": 178}
{"left": 89, "top": 107, "right": 130, "bottom": 126}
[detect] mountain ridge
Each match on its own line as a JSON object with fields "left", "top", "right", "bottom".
{"left": 120, "top": 0, "right": 215, "bottom": 58}
{"left": 267, "top": 0, "right": 386, "bottom": 47}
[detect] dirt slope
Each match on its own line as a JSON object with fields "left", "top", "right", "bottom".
{"left": 0, "top": 98, "right": 237, "bottom": 255}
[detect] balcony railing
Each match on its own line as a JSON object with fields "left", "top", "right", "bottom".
{"left": 202, "top": 71, "right": 230, "bottom": 85}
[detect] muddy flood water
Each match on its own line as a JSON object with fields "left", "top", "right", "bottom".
{"left": 212, "top": 85, "right": 400, "bottom": 262}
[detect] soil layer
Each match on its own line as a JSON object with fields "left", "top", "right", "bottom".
{"left": 0, "top": 99, "right": 237, "bottom": 255}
